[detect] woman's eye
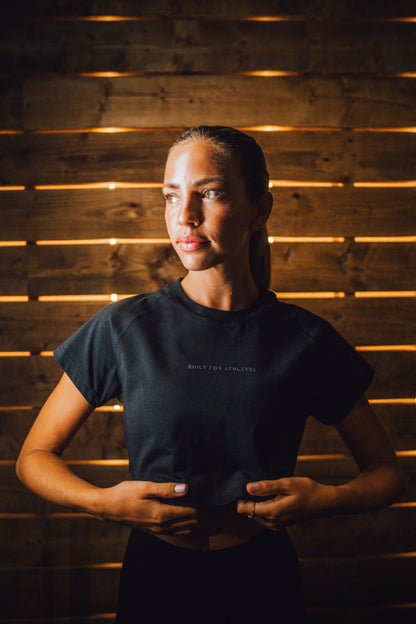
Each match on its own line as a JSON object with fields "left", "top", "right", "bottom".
{"left": 165, "top": 194, "right": 179, "bottom": 204}
{"left": 204, "top": 189, "right": 221, "bottom": 199}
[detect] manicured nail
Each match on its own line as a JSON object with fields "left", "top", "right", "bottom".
{"left": 248, "top": 483, "right": 260, "bottom": 493}
{"left": 174, "top": 484, "right": 187, "bottom": 494}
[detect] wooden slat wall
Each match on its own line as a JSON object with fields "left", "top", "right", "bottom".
{"left": 0, "top": 1, "right": 415, "bottom": 622}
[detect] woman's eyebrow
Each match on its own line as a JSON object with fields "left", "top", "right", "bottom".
{"left": 163, "top": 177, "right": 225, "bottom": 192}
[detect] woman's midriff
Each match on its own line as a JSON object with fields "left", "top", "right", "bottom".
{"left": 158, "top": 502, "right": 264, "bottom": 551}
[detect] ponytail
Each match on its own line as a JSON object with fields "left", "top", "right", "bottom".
{"left": 249, "top": 226, "right": 271, "bottom": 290}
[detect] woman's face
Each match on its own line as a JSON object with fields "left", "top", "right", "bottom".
{"left": 163, "top": 140, "right": 260, "bottom": 274}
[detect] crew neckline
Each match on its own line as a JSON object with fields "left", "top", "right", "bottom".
{"left": 167, "top": 278, "right": 276, "bottom": 322}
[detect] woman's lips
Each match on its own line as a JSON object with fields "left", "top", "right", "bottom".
{"left": 177, "top": 236, "right": 210, "bottom": 251}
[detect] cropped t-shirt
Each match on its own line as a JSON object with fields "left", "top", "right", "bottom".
{"left": 54, "top": 279, "right": 374, "bottom": 508}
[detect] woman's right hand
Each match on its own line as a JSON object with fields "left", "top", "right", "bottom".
{"left": 96, "top": 480, "right": 198, "bottom": 536}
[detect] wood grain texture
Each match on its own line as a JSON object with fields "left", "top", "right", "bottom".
{"left": 1, "top": 19, "right": 415, "bottom": 76}
{"left": 26, "top": 241, "right": 416, "bottom": 296}
{"left": 2, "top": 130, "right": 416, "bottom": 185}
{"left": 1, "top": 187, "right": 416, "bottom": 240}
{"left": 1, "top": 75, "right": 415, "bottom": 130}
{"left": 0, "top": 247, "right": 27, "bottom": 296}
{"left": 2, "top": 298, "right": 416, "bottom": 351}
{"left": 2, "top": 0, "right": 415, "bottom": 19}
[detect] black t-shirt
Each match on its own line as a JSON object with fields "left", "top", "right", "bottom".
{"left": 54, "top": 279, "right": 374, "bottom": 508}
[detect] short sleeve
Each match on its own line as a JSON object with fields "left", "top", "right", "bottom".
{"left": 54, "top": 306, "right": 121, "bottom": 407}
{"left": 309, "top": 320, "right": 374, "bottom": 426}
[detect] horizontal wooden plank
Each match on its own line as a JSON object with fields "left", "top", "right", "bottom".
{"left": 299, "top": 405, "right": 416, "bottom": 456}
{"left": 0, "top": 247, "right": 27, "bottom": 296}
{"left": 2, "top": 297, "right": 416, "bottom": 351}
{"left": 0, "top": 410, "right": 128, "bottom": 461}
{"left": 2, "top": 75, "right": 415, "bottom": 130}
{"left": 0, "top": 187, "right": 416, "bottom": 240}
{"left": 2, "top": 0, "right": 415, "bottom": 20}
{"left": 0, "top": 555, "right": 415, "bottom": 618}
{"left": 2, "top": 404, "right": 414, "bottom": 461}
{"left": 1, "top": 20, "right": 415, "bottom": 76}
{"left": 0, "top": 349, "right": 414, "bottom": 405}
{"left": 26, "top": 241, "right": 416, "bottom": 296}
{"left": 2, "top": 131, "right": 416, "bottom": 184}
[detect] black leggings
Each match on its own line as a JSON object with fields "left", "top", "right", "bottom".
{"left": 116, "top": 529, "right": 304, "bottom": 623}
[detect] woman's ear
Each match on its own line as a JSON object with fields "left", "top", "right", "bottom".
{"left": 252, "top": 191, "right": 273, "bottom": 231}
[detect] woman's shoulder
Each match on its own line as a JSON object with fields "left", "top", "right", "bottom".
{"left": 269, "top": 294, "right": 333, "bottom": 342}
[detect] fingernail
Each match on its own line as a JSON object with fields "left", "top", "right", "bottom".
{"left": 248, "top": 483, "right": 260, "bottom": 493}
{"left": 174, "top": 484, "right": 187, "bottom": 494}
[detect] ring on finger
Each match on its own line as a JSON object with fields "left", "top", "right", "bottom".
{"left": 247, "top": 501, "right": 256, "bottom": 520}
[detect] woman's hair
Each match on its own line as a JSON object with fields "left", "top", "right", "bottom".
{"left": 169, "top": 125, "right": 272, "bottom": 290}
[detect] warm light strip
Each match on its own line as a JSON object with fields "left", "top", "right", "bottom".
{"left": 369, "top": 398, "right": 416, "bottom": 405}
{"left": 0, "top": 186, "right": 25, "bottom": 191}
{"left": 396, "top": 451, "right": 416, "bottom": 457}
{"left": 0, "top": 296, "right": 29, "bottom": 302}
{"left": 354, "top": 291, "right": 416, "bottom": 298}
{"left": 0, "top": 241, "right": 27, "bottom": 247}
{"left": 354, "top": 127, "right": 416, "bottom": 133}
{"left": 0, "top": 512, "right": 93, "bottom": 519}
{"left": 237, "top": 70, "right": 297, "bottom": 76}
{"left": 95, "top": 405, "right": 123, "bottom": 412}
{"left": 0, "top": 351, "right": 31, "bottom": 357}
{"left": 392, "top": 502, "right": 416, "bottom": 508}
{"left": 37, "top": 294, "right": 122, "bottom": 302}
{"left": 356, "top": 345, "right": 416, "bottom": 352}
{"left": 355, "top": 236, "right": 416, "bottom": 243}
{"left": 353, "top": 181, "right": 416, "bottom": 188}
{"left": 47, "top": 15, "right": 159, "bottom": 22}
{"left": 35, "top": 238, "right": 170, "bottom": 246}
{"left": 0, "top": 406, "right": 33, "bottom": 410}
{"left": 269, "top": 180, "right": 344, "bottom": 187}
{"left": 391, "top": 73, "right": 416, "bottom": 78}
{"left": 80, "top": 72, "right": 145, "bottom": 77}
{"left": 269, "top": 236, "right": 345, "bottom": 243}
{"left": 3, "top": 126, "right": 416, "bottom": 135}
{"left": 40, "top": 351, "right": 54, "bottom": 357}
{"left": 65, "top": 459, "right": 129, "bottom": 466}
{"left": 34, "top": 182, "right": 162, "bottom": 190}
{"left": 276, "top": 292, "right": 346, "bottom": 299}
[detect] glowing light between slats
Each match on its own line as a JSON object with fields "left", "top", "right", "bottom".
{"left": 354, "top": 236, "right": 416, "bottom": 243}
{"left": 0, "top": 296, "right": 29, "bottom": 302}
{"left": 37, "top": 294, "right": 132, "bottom": 302}
{"left": 353, "top": 181, "right": 416, "bottom": 188}
{"left": 355, "top": 291, "right": 416, "bottom": 298}
{"left": 356, "top": 345, "right": 416, "bottom": 352}
{"left": 33, "top": 182, "right": 162, "bottom": 190}
{"left": 276, "top": 292, "right": 346, "bottom": 299}
{"left": 0, "top": 241, "right": 27, "bottom": 247}
{"left": 268, "top": 236, "right": 345, "bottom": 243}
{"left": 35, "top": 238, "right": 171, "bottom": 246}
{"left": 0, "top": 352, "right": 31, "bottom": 357}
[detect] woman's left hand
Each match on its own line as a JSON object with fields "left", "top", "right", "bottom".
{"left": 236, "top": 477, "right": 336, "bottom": 530}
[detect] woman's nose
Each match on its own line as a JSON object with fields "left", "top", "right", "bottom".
{"left": 178, "top": 194, "right": 201, "bottom": 226}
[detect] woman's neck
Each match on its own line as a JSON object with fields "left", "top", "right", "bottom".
{"left": 180, "top": 269, "right": 260, "bottom": 312}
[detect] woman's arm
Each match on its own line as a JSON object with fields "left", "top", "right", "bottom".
{"left": 236, "top": 396, "right": 405, "bottom": 529}
{"left": 16, "top": 373, "right": 197, "bottom": 535}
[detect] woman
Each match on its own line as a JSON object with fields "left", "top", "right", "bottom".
{"left": 16, "top": 126, "right": 403, "bottom": 623}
